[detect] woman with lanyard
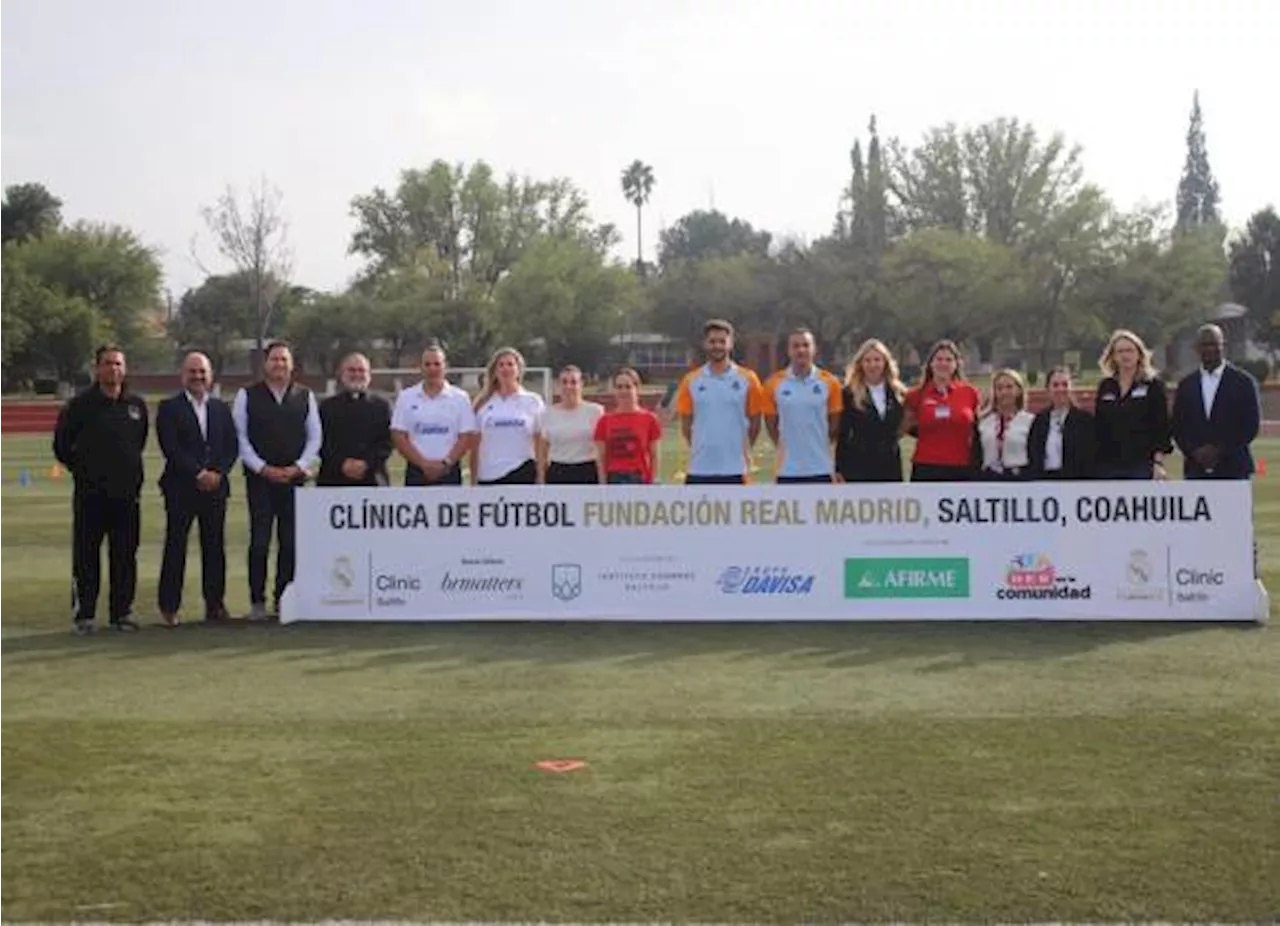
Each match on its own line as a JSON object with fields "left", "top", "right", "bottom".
{"left": 537, "top": 365, "right": 604, "bottom": 485}
{"left": 1093, "top": 329, "right": 1171, "bottom": 480}
{"left": 1028, "top": 367, "right": 1095, "bottom": 479}
{"left": 836, "top": 338, "right": 906, "bottom": 482}
{"left": 594, "top": 367, "right": 663, "bottom": 484}
{"left": 902, "top": 339, "right": 981, "bottom": 482}
{"left": 974, "top": 369, "right": 1035, "bottom": 480}
{"left": 470, "top": 347, "right": 546, "bottom": 486}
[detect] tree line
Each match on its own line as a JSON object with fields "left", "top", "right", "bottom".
{"left": 3, "top": 94, "right": 1278, "bottom": 389}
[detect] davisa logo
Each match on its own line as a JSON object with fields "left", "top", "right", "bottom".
{"left": 717, "top": 565, "right": 814, "bottom": 596}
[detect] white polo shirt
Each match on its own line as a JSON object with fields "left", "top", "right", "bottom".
{"left": 475, "top": 389, "right": 546, "bottom": 481}
{"left": 390, "top": 382, "right": 477, "bottom": 461}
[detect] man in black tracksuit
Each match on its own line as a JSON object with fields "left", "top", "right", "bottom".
{"left": 232, "top": 341, "right": 321, "bottom": 619}
{"left": 53, "top": 345, "right": 149, "bottom": 634}
{"left": 318, "top": 352, "right": 392, "bottom": 487}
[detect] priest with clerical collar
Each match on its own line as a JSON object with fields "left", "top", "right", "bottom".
{"left": 318, "top": 352, "right": 392, "bottom": 488}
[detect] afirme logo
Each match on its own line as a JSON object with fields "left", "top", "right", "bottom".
{"left": 844, "top": 557, "right": 971, "bottom": 599}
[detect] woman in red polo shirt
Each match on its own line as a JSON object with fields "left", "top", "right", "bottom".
{"left": 903, "top": 340, "right": 981, "bottom": 482}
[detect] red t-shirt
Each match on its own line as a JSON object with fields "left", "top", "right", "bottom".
{"left": 904, "top": 381, "right": 981, "bottom": 467}
{"left": 594, "top": 410, "right": 662, "bottom": 483}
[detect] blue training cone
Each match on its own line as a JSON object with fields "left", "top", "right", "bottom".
{"left": 18, "top": 468, "right": 31, "bottom": 487}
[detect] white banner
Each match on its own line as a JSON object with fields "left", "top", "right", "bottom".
{"left": 281, "top": 482, "right": 1262, "bottom": 623}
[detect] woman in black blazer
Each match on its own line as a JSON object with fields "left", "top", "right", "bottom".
{"left": 836, "top": 338, "right": 906, "bottom": 482}
{"left": 1092, "top": 329, "right": 1172, "bottom": 479}
{"left": 1028, "top": 366, "right": 1096, "bottom": 479}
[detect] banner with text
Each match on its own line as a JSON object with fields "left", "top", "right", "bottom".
{"left": 281, "top": 482, "right": 1258, "bottom": 623}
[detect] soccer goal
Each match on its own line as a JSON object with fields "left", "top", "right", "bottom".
{"left": 368, "top": 367, "right": 554, "bottom": 403}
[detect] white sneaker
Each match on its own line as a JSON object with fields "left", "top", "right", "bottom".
{"left": 247, "top": 602, "right": 269, "bottom": 621}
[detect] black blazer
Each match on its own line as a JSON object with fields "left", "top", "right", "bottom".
{"left": 1094, "top": 375, "right": 1171, "bottom": 469}
{"left": 836, "top": 385, "right": 904, "bottom": 482}
{"left": 157, "top": 393, "right": 239, "bottom": 498}
{"left": 1027, "top": 406, "right": 1096, "bottom": 479}
{"left": 1171, "top": 364, "right": 1261, "bottom": 478}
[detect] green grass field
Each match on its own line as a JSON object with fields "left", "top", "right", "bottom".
{"left": 3, "top": 431, "right": 1278, "bottom": 921}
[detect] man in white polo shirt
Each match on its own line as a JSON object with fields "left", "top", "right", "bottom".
{"left": 390, "top": 343, "right": 478, "bottom": 486}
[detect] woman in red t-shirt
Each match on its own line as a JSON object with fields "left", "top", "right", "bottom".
{"left": 902, "top": 340, "right": 981, "bottom": 482}
{"left": 594, "top": 368, "right": 663, "bottom": 484}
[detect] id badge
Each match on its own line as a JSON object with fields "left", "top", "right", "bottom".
{"left": 1132, "top": 386, "right": 1148, "bottom": 398}
{"left": 934, "top": 405, "right": 952, "bottom": 420}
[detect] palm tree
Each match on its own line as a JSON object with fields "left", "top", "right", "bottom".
{"left": 620, "top": 160, "right": 656, "bottom": 274}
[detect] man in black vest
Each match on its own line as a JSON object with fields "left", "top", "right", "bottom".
{"left": 53, "top": 345, "right": 149, "bottom": 634}
{"left": 232, "top": 341, "right": 322, "bottom": 619}
{"left": 156, "top": 352, "right": 239, "bottom": 625}
{"left": 318, "top": 352, "right": 392, "bottom": 487}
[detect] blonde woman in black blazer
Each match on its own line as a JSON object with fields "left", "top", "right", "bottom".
{"left": 836, "top": 338, "right": 906, "bottom": 482}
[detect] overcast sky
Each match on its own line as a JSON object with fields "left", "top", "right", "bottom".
{"left": 3, "top": 0, "right": 1277, "bottom": 297}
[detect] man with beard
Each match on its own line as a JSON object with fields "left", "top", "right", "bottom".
{"left": 318, "top": 352, "right": 392, "bottom": 487}
{"left": 54, "top": 345, "right": 149, "bottom": 634}
{"left": 762, "top": 328, "right": 843, "bottom": 483}
{"left": 674, "top": 319, "right": 765, "bottom": 485}
{"left": 156, "top": 352, "right": 239, "bottom": 625}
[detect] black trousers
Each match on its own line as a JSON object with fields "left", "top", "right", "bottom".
{"left": 406, "top": 464, "right": 463, "bottom": 486}
{"left": 910, "top": 463, "right": 973, "bottom": 483}
{"left": 246, "top": 474, "right": 298, "bottom": 606}
{"left": 777, "top": 474, "right": 834, "bottom": 484}
{"left": 72, "top": 489, "right": 140, "bottom": 623}
{"left": 158, "top": 489, "right": 227, "bottom": 615}
{"left": 546, "top": 461, "right": 599, "bottom": 485}
{"left": 685, "top": 474, "right": 745, "bottom": 485}
{"left": 479, "top": 459, "right": 537, "bottom": 486}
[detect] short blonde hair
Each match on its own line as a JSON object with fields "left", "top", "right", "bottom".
{"left": 1099, "top": 329, "right": 1158, "bottom": 380}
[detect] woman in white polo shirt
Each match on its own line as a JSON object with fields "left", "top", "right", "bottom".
{"left": 471, "top": 347, "right": 546, "bottom": 486}
{"left": 537, "top": 365, "right": 604, "bottom": 485}
{"left": 390, "top": 344, "right": 477, "bottom": 486}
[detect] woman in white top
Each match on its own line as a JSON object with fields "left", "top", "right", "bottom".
{"left": 1028, "top": 366, "right": 1096, "bottom": 479}
{"left": 470, "top": 347, "right": 546, "bottom": 486}
{"left": 537, "top": 365, "right": 604, "bottom": 485}
{"left": 975, "top": 369, "right": 1035, "bottom": 480}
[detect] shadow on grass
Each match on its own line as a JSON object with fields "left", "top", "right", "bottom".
{"left": 0, "top": 618, "right": 1249, "bottom": 675}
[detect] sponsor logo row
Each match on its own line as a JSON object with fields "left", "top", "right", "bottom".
{"left": 321, "top": 549, "right": 1227, "bottom": 607}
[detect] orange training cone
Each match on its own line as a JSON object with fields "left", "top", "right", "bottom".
{"left": 1258, "top": 459, "right": 1267, "bottom": 477}
{"left": 49, "top": 463, "right": 64, "bottom": 480}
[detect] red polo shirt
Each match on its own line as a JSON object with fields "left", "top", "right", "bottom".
{"left": 905, "top": 381, "right": 981, "bottom": 467}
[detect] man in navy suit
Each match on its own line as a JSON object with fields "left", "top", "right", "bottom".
{"left": 1172, "top": 324, "right": 1262, "bottom": 480}
{"left": 156, "top": 352, "right": 240, "bottom": 624}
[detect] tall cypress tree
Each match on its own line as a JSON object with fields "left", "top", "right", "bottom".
{"left": 840, "top": 140, "right": 868, "bottom": 242}
{"left": 865, "top": 115, "right": 888, "bottom": 255}
{"left": 1176, "top": 91, "right": 1222, "bottom": 229}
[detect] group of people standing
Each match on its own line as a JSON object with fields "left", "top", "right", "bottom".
{"left": 673, "top": 319, "right": 1261, "bottom": 487}
{"left": 52, "top": 340, "right": 665, "bottom": 632}
{"left": 53, "top": 317, "right": 1261, "bottom": 632}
